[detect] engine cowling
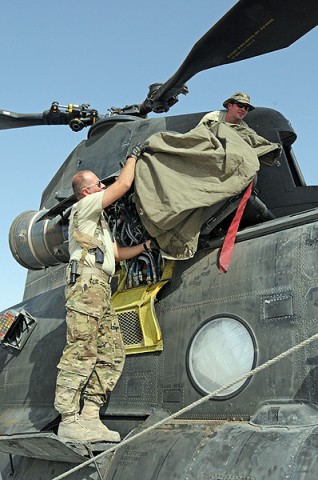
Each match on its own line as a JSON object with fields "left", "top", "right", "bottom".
{"left": 9, "top": 210, "right": 69, "bottom": 270}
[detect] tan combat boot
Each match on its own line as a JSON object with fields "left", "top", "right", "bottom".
{"left": 57, "top": 413, "right": 108, "bottom": 443}
{"left": 80, "top": 400, "right": 121, "bottom": 443}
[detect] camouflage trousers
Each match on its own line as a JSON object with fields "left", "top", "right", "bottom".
{"left": 54, "top": 271, "right": 126, "bottom": 415}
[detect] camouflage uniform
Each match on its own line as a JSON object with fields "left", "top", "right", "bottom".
{"left": 54, "top": 191, "right": 126, "bottom": 415}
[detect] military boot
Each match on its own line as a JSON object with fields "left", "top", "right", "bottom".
{"left": 80, "top": 400, "right": 121, "bottom": 443}
{"left": 57, "top": 413, "right": 109, "bottom": 443}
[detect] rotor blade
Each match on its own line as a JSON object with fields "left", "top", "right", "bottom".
{"left": 0, "top": 109, "right": 72, "bottom": 130}
{"left": 0, "top": 106, "right": 101, "bottom": 131}
{"left": 0, "top": 110, "right": 48, "bottom": 130}
{"left": 152, "top": 0, "right": 318, "bottom": 101}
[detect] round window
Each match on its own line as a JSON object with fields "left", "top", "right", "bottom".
{"left": 187, "top": 316, "right": 256, "bottom": 399}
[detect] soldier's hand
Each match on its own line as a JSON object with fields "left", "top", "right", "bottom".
{"left": 128, "top": 142, "right": 146, "bottom": 160}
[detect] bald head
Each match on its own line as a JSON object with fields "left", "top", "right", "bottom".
{"left": 72, "top": 170, "right": 97, "bottom": 199}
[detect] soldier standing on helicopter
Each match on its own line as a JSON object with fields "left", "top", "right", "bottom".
{"left": 199, "top": 91, "right": 255, "bottom": 126}
{"left": 54, "top": 145, "right": 150, "bottom": 443}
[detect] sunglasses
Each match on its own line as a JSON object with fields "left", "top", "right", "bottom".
{"left": 234, "top": 102, "right": 252, "bottom": 112}
{"left": 80, "top": 180, "right": 102, "bottom": 190}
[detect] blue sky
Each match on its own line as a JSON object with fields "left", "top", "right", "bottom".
{"left": 1, "top": 0, "right": 317, "bottom": 311}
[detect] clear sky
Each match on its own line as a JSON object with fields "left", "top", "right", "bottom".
{"left": 1, "top": 0, "right": 317, "bottom": 311}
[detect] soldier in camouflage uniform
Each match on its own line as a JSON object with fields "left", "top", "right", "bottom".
{"left": 199, "top": 91, "right": 255, "bottom": 126}
{"left": 54, "top": 147, "right": 151, "bottom": 443}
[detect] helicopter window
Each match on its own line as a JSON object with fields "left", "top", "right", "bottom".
{"left": 187, "top": 315, "right": 256, "bottom": 399}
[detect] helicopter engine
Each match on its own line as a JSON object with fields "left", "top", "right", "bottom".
{"left": 8, "top": 210, "right": 69, "bottom": 270}
{"left": 8, "top": 192, "right": 163, "bottom": 288}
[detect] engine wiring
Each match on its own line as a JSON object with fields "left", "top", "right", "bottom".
{"left": 106, "top": 192, "right": 164, "bottom": 288}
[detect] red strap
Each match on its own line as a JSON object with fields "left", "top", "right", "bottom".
{"left": 218, "top": 181, "right": 253, "bottom": 273}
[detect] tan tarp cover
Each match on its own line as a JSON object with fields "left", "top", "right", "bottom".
{"left": 135, "top": 121, "right": 281, "bottom": 259}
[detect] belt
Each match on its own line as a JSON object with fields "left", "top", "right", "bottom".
{"left": 80, "top": 266, "right": 112, "bottom": 284}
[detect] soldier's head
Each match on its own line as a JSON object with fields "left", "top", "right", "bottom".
{"left": 223, "top": 92, "right": 255, "bottom": 124}
{"left": 72, "top": 170, "right": 105, "bottom": 199}
{"left": 223, "top": 92, "right": 255, "bottom": 111}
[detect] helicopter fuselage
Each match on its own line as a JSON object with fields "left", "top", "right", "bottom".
{"left": 1, "top": 108, "right": 318, "bottom": 479}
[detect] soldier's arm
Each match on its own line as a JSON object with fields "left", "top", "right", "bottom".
{"left": 113, "top": 239, "right": 152, "bottom": 261}
{"left": 101, "top": 157, "right": 136, "bottom": 209}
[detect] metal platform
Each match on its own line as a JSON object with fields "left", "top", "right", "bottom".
{"left": 0, "top": 432, "right": 115, "bottom": 463}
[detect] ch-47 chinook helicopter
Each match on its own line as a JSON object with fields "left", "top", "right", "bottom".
{"left": 1, "top": 0, "right": 318, "bottom": 479}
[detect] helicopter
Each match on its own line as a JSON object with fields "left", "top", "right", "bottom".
{"left": 1, "top": 0, "right": 318, "bottom": 478}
